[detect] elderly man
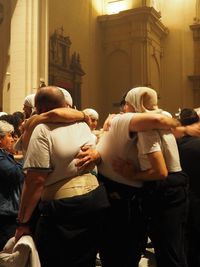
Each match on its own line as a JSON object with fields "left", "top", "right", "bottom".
{"left": 15, "top": 86, "right": 109, "bottom": 267}
{"left": 23, "top": 94, "right": 35, "bottom": 119}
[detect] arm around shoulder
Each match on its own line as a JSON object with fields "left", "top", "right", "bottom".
{"left": 129, "top": 113, "right": 180, "bottom": 132}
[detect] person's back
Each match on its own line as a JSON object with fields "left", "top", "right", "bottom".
{"left": 124, "top": 87, "right": 189, "bottom": 267}
{"left": 26, "top": 121, "right": 97, "bottom": 186}
{"left": 177, "top": 135, "right": 200, "bottom": 196}
{"left": 15, "top": 86, "right": 110, "bottom": 267}
{"left": 97, "top": 113, "right": 141, "bottom": 187}
{"left": 177, "top": 108, "right": 200, "bottom": 267}
{"left": 177, "top": 108, "right": 200, "bottom": 193}
{"left": 96, "top": 112, "right": 146, "bottom": 267}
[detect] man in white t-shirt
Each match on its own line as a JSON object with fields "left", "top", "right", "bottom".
{"left": 76, "top": 110, "right": 181, "bottom": 267}
{"left": 15, "top": 86, "right": 110, "bottom": 267}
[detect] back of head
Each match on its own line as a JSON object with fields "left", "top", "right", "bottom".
{"left": 179, "top": 108, "right": 199, "bottom": 126}
{"left": 83, "top": 108, "right": 99, "bottom": 120}
{"left": 0, "top": 120, "right": 14, "bottom": 138}
{"left": 13, "top": 111, "right": 25, "bottom": 122}
{"left": 35, "top": 86, "right": 68, "bottom": 114}
{"left": 125, "top": 86, "right": 158, "bottom": 112}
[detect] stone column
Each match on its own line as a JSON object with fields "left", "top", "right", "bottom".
{"left": 8, "top": 0, "right": 48, "bottom": 113}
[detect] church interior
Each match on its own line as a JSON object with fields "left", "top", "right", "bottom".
{"left": 0, "top": 0, "right": 200, "bottom": 125}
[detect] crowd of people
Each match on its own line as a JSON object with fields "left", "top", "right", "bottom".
{"left": 0, "top": 85, "right": 200, "bottom": 267}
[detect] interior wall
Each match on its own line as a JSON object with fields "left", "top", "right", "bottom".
{"left": 49, "top": 0, "right": 105, "bottom": 124}
{"left": 0, "top": 0, "right": 12, "bottom": 112}
{"left": 160, "top": 0, "right": 196, "bottom": 115}
{"left": 48, "top": 0, "right": 197, "bottom": 122}
{"left": 1, "top": 0, "right": 198, "bottom": 122}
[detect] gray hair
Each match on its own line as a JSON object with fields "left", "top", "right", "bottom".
{"left": 0, "top": 120, "right": 14, "bottom": 137}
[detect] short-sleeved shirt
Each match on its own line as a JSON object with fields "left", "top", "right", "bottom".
{"left": 97, "top": 113, "right": 142, "bottom": 188}
{"left": 137, "top": 129, "right": 182, "bottom": 172}
{"left": 23, "top": 122, "right": 95, "bottom": 186}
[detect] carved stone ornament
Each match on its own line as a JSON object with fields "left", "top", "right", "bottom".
{"left": 0, "top": 3, "right": 4, "bottom": 25}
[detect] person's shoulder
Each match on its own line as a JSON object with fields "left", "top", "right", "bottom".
{"left": 31, "top": 122, "right": 50, "bottom": 134}
{"left": 112, "top": 112, "right": 134, "bottom": 123}
{"left": 161, "top": 110, "right": 172, "bottom": 118}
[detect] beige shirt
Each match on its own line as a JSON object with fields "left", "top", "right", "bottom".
{"left": 137, "top": 129, "right": 182, "bottom": 172}
{"left": 97, "top": 113, "right": 142, "bottom": 188}
{"left": 23, "top": 122, "right": 95, "bottom": 186}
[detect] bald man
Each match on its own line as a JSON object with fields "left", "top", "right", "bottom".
{"left": 15, "top": 86, "right": 109, "bottom": 267}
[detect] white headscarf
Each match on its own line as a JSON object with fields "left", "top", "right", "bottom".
{"left": 125, "top": 87, "right": 159, "bottom": 113}
{"left": 23, "top": 94, "right": 35, "bottom": 108}
{"left": 83, "top": 108, "right": 99, "bottom": 120}
{"left": 57, "top": 87, "right": 73, "bottom": 107}
{"left": 0, "top": 112, "right": 7, "bottom": 117}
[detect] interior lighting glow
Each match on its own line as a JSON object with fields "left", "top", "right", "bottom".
{"left": 107, "top": 0, "right": 127, "bottom": 14}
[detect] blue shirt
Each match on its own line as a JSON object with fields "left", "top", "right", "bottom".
{"left": 0, "top": 149, "right": 24, "bottom": 216}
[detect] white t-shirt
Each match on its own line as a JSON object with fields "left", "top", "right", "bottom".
{"left": 137, "top": 129, "right": 182, "bottom": 172}
{"left": 97, "top": 113, "right": 142, "bottom": 188}
{"left": 23, "top": 122, "right": 95, "bottom": 186}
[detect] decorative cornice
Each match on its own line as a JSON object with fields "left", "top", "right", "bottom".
{"left": 98, "top": 6, "right": 168, "bottom": 38}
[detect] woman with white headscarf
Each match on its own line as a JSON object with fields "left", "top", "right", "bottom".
{"left": 113, "top": 87, "right": 189, "bottom": 267}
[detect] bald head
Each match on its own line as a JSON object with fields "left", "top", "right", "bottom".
{"left": 35, "top": 86, "right": 66, "bottom": 114}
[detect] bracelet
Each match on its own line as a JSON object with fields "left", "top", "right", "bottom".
{"left": 81, "top": 111, "right": 89, "bottom": 123}
{"left": 16, "top": 218, "right": 30, "bottom": 227}
{"left": 81, "top": 111, "right": 87, "bottom": 121}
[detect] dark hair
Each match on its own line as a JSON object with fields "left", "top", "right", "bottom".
{"left": 179, "top": 108, "right": 199, "bottom": 126}
{"left": 13, "top": 111, "right": 25, "bottom": 121}
{"left": 119, "top": 91, "right": 128, "bottom": 111}
{"left": 0, "top": 114, "right": 23, "bottom": 137}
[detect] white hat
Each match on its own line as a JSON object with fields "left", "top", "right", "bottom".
{"left": 23, "top": 94, "right": 35, "bottom": 108}
{"left": 57, "top": 87, "right": 73, "bottom": 107}
{"left": 83, "top": 108, "right": 99, "bottom": 120}
{"left": 0, "top": 112, "right": 7, "bottom": 117}
{"left": 125, "top": 87, "right": 158, "bottom": 113}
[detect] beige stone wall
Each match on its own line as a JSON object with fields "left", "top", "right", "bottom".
{"left": 1, "top": 0, "right": 48, "bottom": 114}
{"left": 1, "top": 0, "right": 199, "bottom": 122}
{"left": 159, "top": 0, "right": 196, "bottom": 114}
{"left": 49, "top": 0, "right": 105, "bottom": 123}
{"left": 48, "top": 0, "right": 197, "bottom": 122}
{"left": 0, "top": 0, "right": 11, "bottom": 112}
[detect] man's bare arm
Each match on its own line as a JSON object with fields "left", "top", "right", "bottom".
{"left": 173, "top": 122, "right": 200, "bottom": 138}
{"left": 129, "top": 113, "right": 180, "bottom": 132}
{"left": 112, "top": 152, "right": 168, "bottom": 182}
{"left": 15, "top": 171, "right": 48, "bottom": 242}
{"left": 22, "top": 108, "right": 89, "bottom": 151}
